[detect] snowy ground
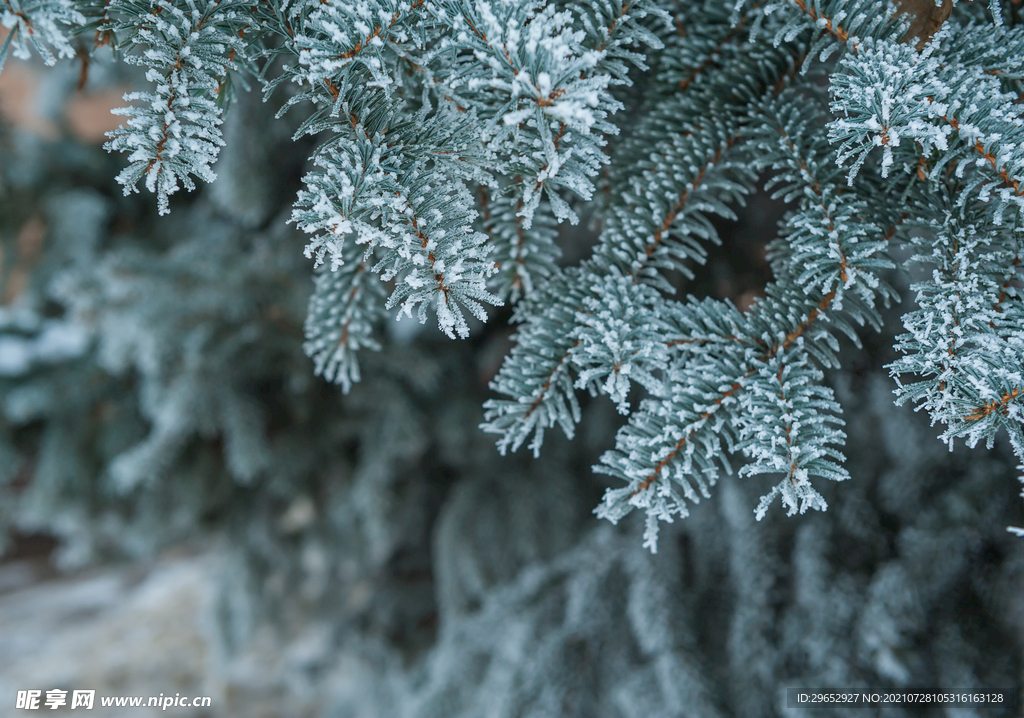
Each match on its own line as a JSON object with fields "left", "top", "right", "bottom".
{"left": 0, "top": 550, "right": 327, "bottom": 718}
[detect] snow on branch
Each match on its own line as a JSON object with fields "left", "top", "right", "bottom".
{"left": 889, "top": 203, "right": 1024, "bottom": 463}
{"left": 0, "top": 0, "right": 83, "bottom": 71}
{"left": 103, "top": 0, "right": 251, "bottom": 214}
{"left": 829, "top": 35, "right": 1024, "bottom": 218}
{"left": 292, "top": 123, "right": 501, "bottom": 340}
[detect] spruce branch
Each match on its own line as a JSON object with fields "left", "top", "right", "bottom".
{"left": 102, "top": 0, "right": 251, "bottom": 214}
{"left": 0, "top": 0, "right": 84, "bottom": 72}
{"left": 304, "top": 245, "right": 388, "bottom": 393}
{"left": 590, "top": 86, "right": 907, "bottom": 549}
{"left": 482, "top": 186, "right": 561, "bottom": 303}
{"left": 889, "top": 200, "right": 1024, "bottom": 463}
{"left": 292, "top": 119, "right": 501, "bottom": 341}
{"left": 483, "top": 39, "right": 816, "bottom": 461}
{"left": 829, "top": 35, "right": 1024, "bottom": 218}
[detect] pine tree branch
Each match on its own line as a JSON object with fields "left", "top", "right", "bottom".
{"left": 924, "top": 98, "right": 1024, "bottom": 198}
{"left": 630, "top": 379, "right": 745, "bottom": 495}
{"left": 676, "top": 9, "right": 752, "bottom": 91}
{"left": 964, "top": 388, "right": 1023, "bottom": 422}
{"left": 629, "top": 137, "right": 736, "bottom": 281}
{"left": 789, "top": 0, "right": 860, "bottom": 50}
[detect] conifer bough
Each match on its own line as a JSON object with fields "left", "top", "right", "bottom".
{"left": 4, "top": 0, "right": 1023, "bottom": 550}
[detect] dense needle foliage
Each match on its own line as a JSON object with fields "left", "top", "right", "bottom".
{"left": 3, "top": 0, "right": 1023, "bottom": 550}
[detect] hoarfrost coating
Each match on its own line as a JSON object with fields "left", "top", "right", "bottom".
{"left": 2, "top": 0, "right": 1023, "bottom": 548}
